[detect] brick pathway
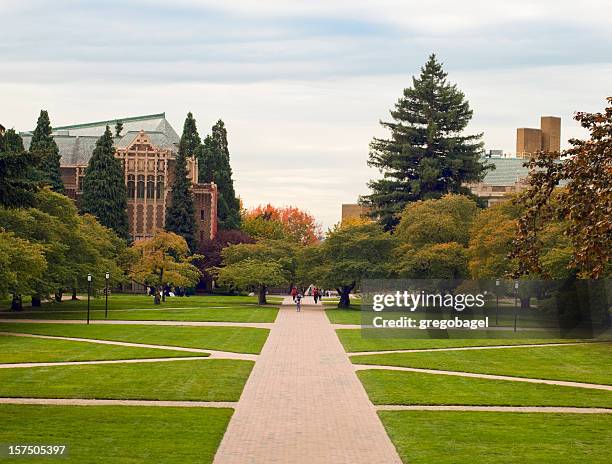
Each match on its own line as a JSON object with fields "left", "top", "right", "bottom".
{"left": 213, "top": 297, "right": 401, "bottom": 464}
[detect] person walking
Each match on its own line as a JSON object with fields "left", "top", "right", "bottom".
{"left": 313, "top": 287, "right": 319, "bottom": 304}
{"left": 290, "top": 286, "right": 298, "bottom": 302}
{"left": 295, "top": 292, "right": 303, "bottom": 312}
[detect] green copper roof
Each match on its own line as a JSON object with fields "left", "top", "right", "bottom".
{"left": 53, "top": 113, "right": 166, "bottom": 131}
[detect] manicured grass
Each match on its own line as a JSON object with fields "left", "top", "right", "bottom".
{"left": 379, "top": 411, "right": 612, "bottom": 464}
{"left": 325, "top": 307, "right": 361, "bottom": 324}
{"left": 0, "top": 404, "right": 232, "bottom": 463}
{"left": 351, "top": 342, "right": 612, "bottom": 385}
{"left": 0, "top": 323, "right": 269, "bottom": 354}
{"left": 0, "top": 334, "right": 205, "bottom": 364}
{"left": 357, "top": 369, "right": 612, "bottom": 407}
{"left": 0, "top": 359, "right": 253, "bottom": 401}
{"left": 0, "top": 294, "right": 279, "bottom": 322}
{"left": 336, "top": 328, "right": 582, "bottom": 352}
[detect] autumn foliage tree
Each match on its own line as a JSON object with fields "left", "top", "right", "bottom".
{"left": 511, "top": 98, "right": 612, "bottom": 279}
{"left": 244, "top": 204, "right": 321, "bottom": 245}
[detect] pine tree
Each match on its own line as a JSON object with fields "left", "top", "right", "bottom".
{"left": 115, "top": 120, "right": 124, "bottom": 137}
{"left": 198, "top": 119, "right": 241, "bottom": 230}
{"left": 30, "top": 110, "right": 64, "bottom": 193}
{"left": 361, "top": 54, "right": 488, "bottom": 230}
{"left": 165, "top": 113, "right": 198, "bottom": 250}
{"left": 0, "top": 129, "right": 40, "bottom": 208}
{"left": 81, "top": 126, "right": 130, "bottom": 240}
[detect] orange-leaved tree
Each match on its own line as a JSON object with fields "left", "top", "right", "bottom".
{"left": 244, "top": 204, "right": 321, "bottom": 245}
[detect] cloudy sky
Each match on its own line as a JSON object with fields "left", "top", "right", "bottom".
{"left": 1, "top": 0, "right": 611, "bottom": 228}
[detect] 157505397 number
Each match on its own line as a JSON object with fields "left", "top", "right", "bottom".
{"left": 3, "top": 444, "right": 68, "bottom": 458}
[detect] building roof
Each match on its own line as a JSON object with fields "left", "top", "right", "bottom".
{"left": 21, "top": 113, "right": 180, "bottom": 166}
{"left": 480, "top": 157, "right": 529, "bottom": 186}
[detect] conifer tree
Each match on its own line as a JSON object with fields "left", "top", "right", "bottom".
{"left": 81, "top": 126, "right": 130, "bottom": 240}
{"left": 115, "top": 120, "right": 123, "bottom": 137}
{"left": 165, "top": 113, "right": 198, "bottom": 250}
{"left": 30, "top": 110, "right": 64, "bottom": 193}
{"left": 362, "top": 54, "right": 488, "bottom": 230}
{"left": 198, "top": 119, "right": 241, "bottom": 230}
{"left": 0, "top": 129, "right": 40, "bottom": 208}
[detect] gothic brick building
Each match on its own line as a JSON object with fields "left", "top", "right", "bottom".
{"left": 22, "top": 113, "right": 217, "bottom": 242}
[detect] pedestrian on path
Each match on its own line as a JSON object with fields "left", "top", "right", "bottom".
{"left": 313, "top": 287, "right": 320, "bottom": 303}
{"left": 290, "top": 286, "right": 298, "bottom": 302}
{"left": 295, "top": 292, "right": 302, "bottom": 312}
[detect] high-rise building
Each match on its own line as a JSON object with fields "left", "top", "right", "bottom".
{"left": 516, "top": 116, "right": 561, "bottom": 158}
{"left": 21, "top": 113, "right": 218, "bottom": 243}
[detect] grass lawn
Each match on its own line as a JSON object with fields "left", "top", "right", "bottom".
{"left": 357, "top": 369, "right": 612, "bottom": 407}
{"left": 325, "top": 307, "right": 361, "bottom": 324}
{"left": 0, "top": 359, "right": 253, "bottom": 401}
{"left": 0, "top": 323, "right": 269, "bottom": 354}
{"left": 0, "top": 294, "right": 279, "bottom": 323}
{"left": 0, "top": 404, "right": 232, "bottom": 464}
{"left": 379, "top": 411, "right": 612, "bottom": 464}
{"left": 0, "top": 334, "right": 205, "bottom": 364}
{"left": 336, "top": 328, "right": 583, "bottom": 352}
{"left": 351, "top": 342, "right": 612, "bottom": 385}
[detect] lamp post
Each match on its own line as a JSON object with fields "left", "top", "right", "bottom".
{"left": 495, "top": 279, "right": 500, "bottom": 326}
{"left": 87, "top": 273, "right": 92, "bottom": 325}
{"left": 105, "top": 272, "right": 110, "bottom": 319}
{"left": 514, "top": 280, "right": 519, "bottom": 333}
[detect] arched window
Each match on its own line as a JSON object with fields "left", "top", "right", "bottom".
{"left": 156, "top": 175, "right": 164, "bottom": 199}
{"left": 146, "top": 175, "right": 155, "bottom": 199}
{"left": 127, "top": 175, "right": 135, "bottom": 198}
{"left": 136, "top": 175, "right": 145, "bottom": 199}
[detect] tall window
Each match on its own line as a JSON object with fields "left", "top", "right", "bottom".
{"left": 77, "top": 175, "right": 85, "bottom": 193}
{"left": 146, "top": 175, "right": 155, "bottom": 199}
{"left": 136, "top": 175, "right": 145, "bottom": 199}
{"left": 127, "top": 175, "right": 135, "bottom": 198}
{"left": 156, "top": 175, "right": 164, "bottom": 199}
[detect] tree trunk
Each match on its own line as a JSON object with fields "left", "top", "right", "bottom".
{"left": 336, "top": 282, "right": 356, "bottom": 309}
{"left": 31, "top": 295, "right": 41, "bottom": 307}
{"left": 520, "top": 297, "right": 531, "bottom": 309}
{"left": 55, "top": 290, "right": 63, "bottom": 303}
{"left": 11, "top": 294, "right": 22, "bottom": 311}
{"left": 71, "top": 288, "right": 78, "bottom": 300}
{"left": 258, "top": 285, "right": 267, "bottom": 305}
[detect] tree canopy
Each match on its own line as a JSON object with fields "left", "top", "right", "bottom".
{"left": 29, "top": 110, "right": 64, "bottom": 193}
{"left": 362, "top": 54, "right": 488, "bottom": 230}
{"left": 0, "top": 129, "right": 40, "bottom": 209}
{"left": 244, "top": 204, "right": 321, "bottom": 245}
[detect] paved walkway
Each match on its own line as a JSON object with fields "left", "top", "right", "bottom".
{"left": 354, "top": 365, "right": 612, "bottom": 391}
{"left": 0, "top": 332, "right": 258, "bottom": 360}
{"left": 213, "top": 297, "right": 402, "bottom": 464}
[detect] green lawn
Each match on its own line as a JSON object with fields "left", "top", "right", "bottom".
{"left": 325, "top": 307, "right": 361, "bottom": 324}
{"left": 351, "top": 342, "right": 612, "bottom": 385}
{"left": 0, "top": 294, "right": 279, "bottom": 322}
{"left": 357, "top": 369, "right": 612, "bottom": 407}
{"left": 336, "top": 328, "right": 583, "bottom": 352}
{"left": 0, "top": 323, "right": 269, "bottom": 354}
{"left": 0, "top": 359, "right": 253, "bottom": 401}
{"left": 379, "top": 411, "right": 612, "bottom": 464}
{"left": 0, "top": 334, "right": 204, "bottom": 364}
{"left": 0, "top": 404, "right": 232, "bottom": 464}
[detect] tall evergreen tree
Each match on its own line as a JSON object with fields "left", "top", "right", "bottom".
{"left": 115, "top": 120, "right": 124, "bottom": 137}
{"left": 0, "top": 129, "right": 40, "bottom": 208}
{"left": 30, "top": 110, "right": 64, "bottom": 193}
{"left": 165, "top": 113, "right": 198, "bottom": 250}
{"left": 81, "top": 126, "right": 130, "bottom": 240}
{"left": 361, "top": 54, "right": 488, "bottom": 230}
{"left": 198, "top": 119, "right": 241, "bottom": 230}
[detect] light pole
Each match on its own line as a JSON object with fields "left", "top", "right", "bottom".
{"left": 87, "top": 273, "right": 92, "bottom": 325}
{"left": 495, "top": 279, "right": 500, "bottom": 326}
{"left": 514, "top": 280, "right": 519, "bottom": 333}
{"left": 105, "top": 272, "right": 110, "bottom": 319}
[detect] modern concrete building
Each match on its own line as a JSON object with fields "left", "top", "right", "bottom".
{"left": 516, "top": 116, "right": 561, "bottom": 158}
{"left": 22, "top": 113, "right": 218, "bottom": 242}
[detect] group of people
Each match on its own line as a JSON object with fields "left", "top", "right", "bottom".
{"left": 289, "top": 286, "right": 326, "bottom": 311}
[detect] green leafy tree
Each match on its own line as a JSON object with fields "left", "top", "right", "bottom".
{"left": 30, "top": 110, "right": 64, "bottom": 192}
{"left": 396, "top": 242, "right": 468, "bottom": 279}
{"left": 362, "top": 54, "right": 488, "bottom": 230}
{"left": 127, "top": 230, "right": 201, "bottom": 304}
{"left": 0, "top": 129, "right": 40, "bottom": 208}
{"left": 198, "top": 120, "right": 241, "bottom": 230}
{"left": 81, "top": 127, "right": 130, "bottom": 240}
{"left": 166, "top": 113, "right": 199, "bottom": 250}
{"left": 215, "top": 239, "right": 297, "bottom": 304}
{"left": 307, "top": 222, "right": 396, "bottom": 308}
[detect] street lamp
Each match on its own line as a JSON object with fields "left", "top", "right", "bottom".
{"left": 514, "top": 280, "right": 519, "bottom": 333}
{"left": 105, "top": 272, "right": 110, "bottom": 319}
{"left": 495, "top": 279, "right": 500, "bottom": 326}
{"left": 87, "top": 273, "right": 92, "bottom": 325}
